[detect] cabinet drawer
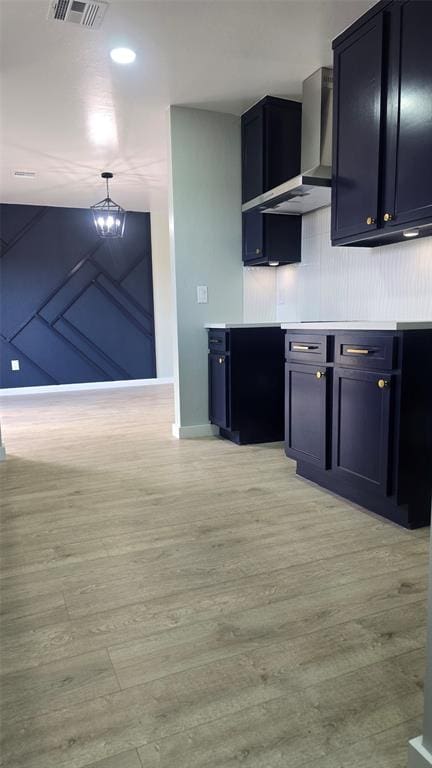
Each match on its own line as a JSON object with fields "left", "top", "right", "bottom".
{"left": 335, "top": 334, "right": 396, "bottom": 370}
{"left": 208, "top": 330, "right": 229, "bottom": 353}
{"left": 285, "top": 334, "right": 329, "bottom": 364}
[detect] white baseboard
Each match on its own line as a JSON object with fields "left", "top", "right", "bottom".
{"left": 172, "top": 423, "right": 219, "bottom": 439}
{"left": 409, "top": 737, "right": 432, "bottom": 767}
{"left": 0, "top": 378, "right": 174, "bottom": 396}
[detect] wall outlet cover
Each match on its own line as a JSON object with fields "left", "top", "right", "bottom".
{"left": 11, "top": 359, "right": 20, "bottom": 371}
{"left": 197, "top": 285, "right": 208, "bottom": 304}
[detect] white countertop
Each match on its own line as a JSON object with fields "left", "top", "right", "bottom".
{"left": 205, "top": 322, "right": 282, "bottom": 329}
{"left": 281, "top": 321, "right": 432, "bottom": 331}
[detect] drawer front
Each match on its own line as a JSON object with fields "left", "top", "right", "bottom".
{"left": 208, "top": 330, "right": 229, "bottom": 353}
{"left": 334, "top": 334, "right": 396, "bottom": 370}
{"left": 285, "top": 333, "right": 328, "bottom": 364}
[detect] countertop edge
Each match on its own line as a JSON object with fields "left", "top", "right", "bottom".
{"left": 281, "top": 322, "right": 432, "bottom": 331}
{"left": 205, "top": 323, "right": 282, "bottom": 329}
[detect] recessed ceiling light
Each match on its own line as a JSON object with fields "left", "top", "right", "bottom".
{"left": 403, "top": 229, "right": 419, "bottom": 238}
{"left": 110, "top": 47, "right": 136, "bottom": 65}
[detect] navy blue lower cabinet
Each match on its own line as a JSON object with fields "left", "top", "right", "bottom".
{"left": 208, "top": 327, "right": 285, "bottom": 445}
{"left": 285, "top": 329, "right": 432, "bottom": 529}
{"left": 285, "top": 363, "right": 330, "bottom": 469}
{"left": 332, "top": 367, "right": 392, "bottom": 496}
{"left": 208, "top": 352, "right": 229, "bottom": 429}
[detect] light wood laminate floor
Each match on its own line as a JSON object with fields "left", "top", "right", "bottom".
{"left": 0, "top": 384, "right": 429, "bottom": 768}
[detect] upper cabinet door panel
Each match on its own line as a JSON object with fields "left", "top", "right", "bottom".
{"left": 265, "top": 101, "right": 302, "bottom": 192}
{"left": 241, "top": 107, "right": 264, "bottom": 203}
{"left": 331, "top": 14, "right": 384, "bottom": 241}
{"left": 384, "top": 0, "right": 432, "bottom": 228}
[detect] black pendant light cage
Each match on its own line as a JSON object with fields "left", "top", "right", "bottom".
{"left": 91, "top": 172, "right": 126, "bottom": 238}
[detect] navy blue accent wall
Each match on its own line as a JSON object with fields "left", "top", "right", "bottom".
{"left": 0, "top": 204, "right": 156, "bottom": 388}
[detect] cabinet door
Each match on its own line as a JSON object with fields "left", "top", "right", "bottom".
{"left": 209, "top": 353, "right": 229, "bottom": 429}
{"left": 242, "top": 211, "right": 264, "bottom": 263}
{"left": 331, "top": 13, "right": 384, "bottom": 241}
{"left": 242, "top": 107, "right": 264, "bottom": 203}
{"left": 383, "top": 0, "right": 432, "bottom": 229}
{"left": 332, "top": 367, "right": 393, "bottom": 496}
{"left": 285, "top": 363, "right": 329, "bottom": 469}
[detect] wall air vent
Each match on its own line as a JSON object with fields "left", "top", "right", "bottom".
{"left": 47, "top": 0, "right": 108, "bottom": 29}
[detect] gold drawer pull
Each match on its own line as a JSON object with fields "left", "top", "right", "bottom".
{"left": 378, "top": 378, "right": 390, "bottom": 389}
{"left": 383, "top": 213, "right": 393, "bottom": 222}
{"left": 346, "top": 348, "right": 370, "bottom": 355}
{"left": 366, "top": 216, "right": 376, "bottom": 225}
{"left": 218, "top": 357, "right": 225, "bottom": 364}
{"left": 292, "top": 344, "right": 319, "bottom": 351}
{"left": 316, "top": 371, "right": 326, "bottom": 380}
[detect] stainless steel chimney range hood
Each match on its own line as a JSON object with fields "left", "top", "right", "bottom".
{"left": 242, "top": 67, "right": 333, "bottom": 216}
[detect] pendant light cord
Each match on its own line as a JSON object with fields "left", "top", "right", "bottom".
{"left": 106, "top": 176, "right": 110, "bottom": 198}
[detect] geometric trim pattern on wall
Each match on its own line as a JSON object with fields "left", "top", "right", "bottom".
{"left": 0, "top": 205, "right": 156, "bottom": 388}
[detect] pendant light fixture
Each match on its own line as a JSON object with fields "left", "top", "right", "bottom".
{"left": 91, "top": 172, "right": 126, "bottom": 238}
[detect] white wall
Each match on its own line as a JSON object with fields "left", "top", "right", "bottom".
{"left": 244, "top": 207, "right": 432, "bottom": 322}
{"left": 151, "top": 210, "right": 174, "bottom": 378}
{"left": 169, "top": 106, "right": 243, "bottom": 435}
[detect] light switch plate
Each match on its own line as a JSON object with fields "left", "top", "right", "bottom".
{"left": 196, "top": 285, "right": 208, "bottom": 304}
{"left": 11, "top": 359, "right": 20, "bottom": 371}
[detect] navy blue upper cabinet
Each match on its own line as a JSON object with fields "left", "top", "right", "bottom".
{"left": 331, "top": 14, "right": 384, "bottom": 241}
{"left": 242, "top": 105, "right": 264, "bottom": 203}
{"left": 383, "top": 0, "right": 432, "bottom": 230}
{"left": 241, "top": 96, "right": 302, "bottom": 265}
{"left": 331, "top": 0, "right": 432, "bottom": 246}
{"left": 241, "top": 96, "right": 302, "bottom": 204}
{"left": 242, "top": 211, "right": 301, "bottom": 266}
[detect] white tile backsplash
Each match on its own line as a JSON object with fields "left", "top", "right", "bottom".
{"left": 244, "top": 207, "right": 432, "bottom": 323}
{"left": 243, "top": 266, "right": 277, "bottom": 323}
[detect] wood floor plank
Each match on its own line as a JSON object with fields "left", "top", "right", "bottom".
{"left": 0, "top": 553, "right": 426, "bottom": 675}
{"left": 1, "top": 649, "right": 120, "bottom": 725}
{"left": 108, "top": 567, "right": 427, "bottom": 689}
{"left": 81, "top": 751, "right": 142, "bottom": 768}
{"left": 137, "top": 661, "right": 425, "bottom": 768}
{"left": 0, "top": 385, "right": 428, "bottom": 768}
{"left": 298, "top": 717, "right": 423, "bottom": 768}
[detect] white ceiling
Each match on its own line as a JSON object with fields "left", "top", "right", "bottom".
{"left": 0, "top": 0, "right": 374, "bottom": 212}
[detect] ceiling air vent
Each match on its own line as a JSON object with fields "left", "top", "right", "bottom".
{"left": 47, "top": 0, "right": 108, "bottom": 29}
{"left": 13, "top": 170, "right": 36, "bottom": 179}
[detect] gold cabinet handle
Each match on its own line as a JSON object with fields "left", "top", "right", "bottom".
{"left": 316, "top": 371, "right": 326, "bottom": 380}
{"left": 366, "top": 216, "right": 376, "bottom": 225}
{"left": 346, "top": 348, "right": 370, "bottom": 355}
{"left": 218, "top": 357, "right": 225, "bottom": 364}
{"left": 292, "top": 344, "right": 319, "bottom": 351}
{"left": 377, "top": 378, "right": 390, "bottom": 389}
{"left": 383, "top": 213, "right": 393, "bottom": 222}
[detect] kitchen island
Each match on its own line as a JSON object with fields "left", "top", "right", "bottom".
{"left": 282, "top": 322, "right": 432, "bottom": 528}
